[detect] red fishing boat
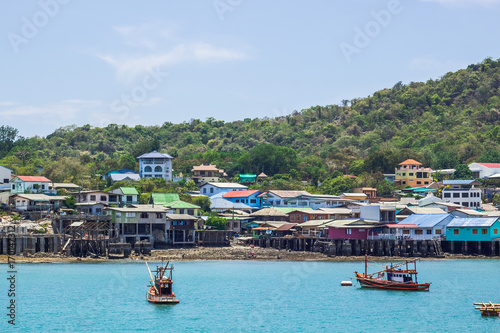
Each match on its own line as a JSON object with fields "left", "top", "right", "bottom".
{"left": 355, "top": 255, "right": 431, "bottom": 291}
{"left": 146, "top": 260, "right": 179, "bottom": 304}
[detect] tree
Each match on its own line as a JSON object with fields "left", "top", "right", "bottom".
{"left": 205, "top": 216, "right": 227, "bottom": 230}
{"left": 451, "top": 164, "right": 473, "bottom": 180}
{"left": 479, "top": 150, "right": 500, "bottom": 163}
{"left": 192, "top": 196, "right": 211, "bottom": 213}
{"left": 0, "top": 125, "right": 18, "bottom": 157}
{"left": 493, "top": 193, "right": 500, "bottom": 205}
{"left": 65, "top": 196, "right": 76, "bottom": 208}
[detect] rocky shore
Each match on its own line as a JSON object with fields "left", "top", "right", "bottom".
{"left": 1, "top": 242, "right": 498, "bottom": 264}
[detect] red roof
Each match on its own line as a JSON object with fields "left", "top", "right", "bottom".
{"left": 16, "top": 176, "right": 51, "bottom": 182}
{"left": 399, "top": 159, "right": 422, "bottom": 166}
{"left": 385, "top": 224, "right": 418, "bottom": 228}
{"left": 478, "top": 163, "right": 500, "bottom": 168}
{"left": 223, "top": 190, "right": 260, "bottom": 198}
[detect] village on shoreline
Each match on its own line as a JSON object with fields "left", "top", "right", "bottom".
{"left": 1, "top": 155, "right": 500, "bottom": 261}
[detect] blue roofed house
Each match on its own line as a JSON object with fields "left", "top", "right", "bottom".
{"left": 379, "top": 214, "right": 454, "bottom": 240}
{"left": 446, "top": 217, "right": 500, "bottom": 242}
{"left": 199, "top": 182, "right": 248, "bottom": 197}
{"left": 222, "top": 190, "right": 262, "bottom": 209}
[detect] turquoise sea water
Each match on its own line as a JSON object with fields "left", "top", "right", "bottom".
{"left": 1, "top": 259, "right": 500, "bottom": 332}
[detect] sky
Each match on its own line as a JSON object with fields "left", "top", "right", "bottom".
{"left": 1, "top": 0, "right": 500, "bottom": 138}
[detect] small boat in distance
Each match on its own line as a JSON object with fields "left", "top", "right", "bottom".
{"left": 146, "top": 260, "right": 179, "bottom": 304}
{"left": 355, "top": 255, "right": 431, "bottom": 291}
{"left": 474, "top": 302, "right": 500, "bottom": 316}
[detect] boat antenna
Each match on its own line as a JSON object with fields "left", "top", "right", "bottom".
{"left": 365, "top": 253, "right": 367, "bottom": 276}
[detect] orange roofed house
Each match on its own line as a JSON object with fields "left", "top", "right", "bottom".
{"left": 191, "top": 164, "right": 228, "bottom": 185}
{"left": 395, "top": 159, "right": 433, "bottom": 188}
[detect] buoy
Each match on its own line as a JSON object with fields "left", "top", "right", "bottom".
{"left": 341, "top": 281, "right": 352, "bottom": 286}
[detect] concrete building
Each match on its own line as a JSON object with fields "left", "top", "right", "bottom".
{"left": 394, "top": 159, "right": 433, "bottom": 188}
{"left": 200, "top": 182, "right": 248, "bottom": 197}
{"left": 468, "top": 163, "right": 500, "bottom": 179}
{"left": 137, "top": 151, "right": 173, "bottom": 181}
{"left": 0, "top": 165, "right": 13, "bottom": 186}
{"left": 442, "top": 180, "right": 482, "bottom": 209}
{"left": 11, "top": 176, "right": 53, "bottom": 194}
{"left": 191, "top": 164, "right": 227, "bottom": 184}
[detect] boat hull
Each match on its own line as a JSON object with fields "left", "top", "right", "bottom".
{"left": 147, "top": 288, "right": 179, "bottom": 304}
{"left": 356, "top": 273, "right": 430, "bottom": 291}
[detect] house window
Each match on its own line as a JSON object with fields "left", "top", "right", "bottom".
{"left": 116, "top": 212, "right": 121, "bottom": 217}
{"left": 276, "top": 200, "right": 281, "bottom": 205}
{"left": 426, "top": 230, "right": 432, "bottom": 234}
{"left": 125, "top": 213, "right": 136, "bottom": 218}
{"left": 12, "top": 185, "right": 15, "bottom": 190}
{"left": 156, "top": 213, "right": 163, "bottom": 218}
{"left": 250, "top": 199, "right": 256, "bottom": 204}
{"left": 462, "top": 193, "right": 469, "bottom": 198}
{"left": 173, "top": 221, "right": 177, "bottom": 226}
{"left": 210, "top": 188, "right": 214, "bottom": 193}
{"left": 203, "top": 188, "right": 207, "bottom": 194}
{"left": 494, "top": 229, "right": 498, "bottom": 235}
{"left": 90, "top": 195, "right": 96, "bottom": 201}
{"left": 235, "top": 199, "right": 240, "bottom": 203}
{"left": 403, "top": 230, "right": 410, "bottom": 235}
{"left": 3, "top": 178, "right": 9, "bottom": 183}
{"left": 234, "top": 222, "right": 239, "bottom": 228}
{"left": 141, "top": 212, "right": 148, "bottom": 218}
{"left": 269, "top": 200, "right": 273, "bottom": 205}
{"left": 402, "top": 173, "right": 406, "bottom": 176}
{"left": 472, "top": 229, "right": 478, "bottom": 234}
{"left": 424, "top": 181, "right": 429, "bottom": 185}
{"left": 144, "top": 166, "right": 152, "bottom": 172}
{"left": 415, "top": 230, "right": 423, "bottom": 235}
{"left": 435, "top": 229, "right": 442, "bottom": 234}
{"left": 417, "top": 181, "right": 421, "bottom": 185}
{"left": 482, "top": 229, "right": 488, "bottom": 235}
{"left": 454, "top": 229, "right": 459, "bottom": 235}
{"left": 126, "top": 195, "right": 133, "bottom": 202}
{"left": 41, "top": 184, "right": 45, "bottom": 189}
{"left": 453, "top": 193, "right": 460, "bottom": 198}
{"left": 303, "top": 215, "right": 307, "bottom": 221}
{"left": 444, "top": 193, "right": 451, "bottom": 198}
{"left": 409, "top": 173, "right": 414, "bottom": 176}
{"left": 100, "top": 196, "right": 107, "bottom": 201}
{"left": 346, "top": 229, "right": 352, "bottom": 235}
{"left": 154, "top": 166, "right": 162, "bottom": 172}
{"left": 463, "top": 202, "right": 469, "bottom": 207}
{"left": 402, "top": 181, "right": 406, "bottom": 185}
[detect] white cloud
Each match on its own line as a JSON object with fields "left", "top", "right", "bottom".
{"left": 0, "top": 100, "right": 102, "bottom": 120}
{"left": 97, "top": 23, "right": 250, "bottom": 84}
{"left": 409, "top": 56, "right": 466, "bottom": 73}
{"left": 420, "top": 0, "right": 500, "bottom": 6}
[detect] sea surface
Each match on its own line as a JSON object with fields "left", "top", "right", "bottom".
{"left": 1, "top": 259, "right": 499, "bottom": 332}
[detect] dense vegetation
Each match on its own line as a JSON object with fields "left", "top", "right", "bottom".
{"left": 2, "top": 58, "right": 500, "bottom": 196}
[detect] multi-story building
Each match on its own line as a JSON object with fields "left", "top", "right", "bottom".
{"left": 442, "top": 180, "right": 482, "bottom": 209}
{"left": 0, "top": 165, "right": 13, "bottom": 186}
{"left": 199, "top": 182, "right": 248, "bottom": 197}
{"left": 136, "top": 151, "right": 173, "bottom": 181}
{"left": 468, "top": 163, "right": 500, "bottom": 179}
{"left": 394, "top": 159, "right": 433, "bottom": 188}
{"left": 191, "top": 164, "right": 227, "bottom": 184}
{"left": 11, "top": 176, "right": 53, "bottom": 194}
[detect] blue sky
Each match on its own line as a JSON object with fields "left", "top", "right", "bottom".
{"left": 1, "top": 0, "right": 500, "bottom": 137}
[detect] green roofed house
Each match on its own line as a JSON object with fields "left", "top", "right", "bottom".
{"left": 239, "top": 174, "right": 257, "bottom": 182}
{"left": 165, "top": 200, "right": 201, "bottom": 216}
{"left": 149, "top": 193, "right": 180, "bottom": 205}
{"left": 108, "top": 187, "right": 139, "bottom": 205}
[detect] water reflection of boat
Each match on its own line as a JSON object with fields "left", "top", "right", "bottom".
{"left": 355, "top": 255, "right": 431, "bottom": 291}
{"left": 146, "top": 260, "right": 179, "bottom": 304}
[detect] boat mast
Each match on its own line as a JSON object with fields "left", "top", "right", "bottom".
{"left": 364, "top": 253, "right": 367, "bottom": 276}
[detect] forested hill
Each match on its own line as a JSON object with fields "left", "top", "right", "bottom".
{"left": 1, "top": 58, "right": 500, "bottom": 185}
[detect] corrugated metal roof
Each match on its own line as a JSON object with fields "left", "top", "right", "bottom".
{"left": 267, "top": 190, "right": 310, "bottom": 198}
{"left": 299, "top": 219, "right": 333, "bottom": 227}
{"left": 477, "top": 163, "right": 500, "bottom": 168}
{"left": 204, "top": 182, "right": 248, "bottom": 189}
{"left": 399, "top": 214, "right": 452, "bottom": 227}
{"left": 443, "top": 180, "right": 481, "bottom": 185}
{"left": 166, "top": 214, "right": 198, "bottom": 220}
{"left": 151, "top": 193, "right": 180, "bottom": 205}
{"left": 447, "top": 217, "right": 499, "bottom": 227}
{"left": 249, "top": 208, "right": 287, "bottom": 216}
{"left": 120, "top": 187, "right": 139, "bottom": 195}
{"left": 16, "top": 176, "right": 52, "bottom": 182}
{"left": 167, "top": 200, "right": 201, "bottom": 209}
{"left": 223, "top": 190, "right": 260, "bottom": 198}
{"left": 136, "top": 151, "right": 173, "bottom": 159}
{"left": 318, "top": 208, "right": 352, "bottom": 214}
{"left": 210, "top": 198, "right": 253, "bottom": 210}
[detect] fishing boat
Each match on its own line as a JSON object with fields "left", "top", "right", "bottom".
{"left": 146, "top": 260, "right": 179, "bottom": 304}
{"left": 474, "top": 302, "right": 500, "bottom": 316}
{"left": 355, "top": 255, "right": 431, "bottom": 291}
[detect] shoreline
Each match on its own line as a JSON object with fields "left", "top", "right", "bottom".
{"left": 1, "top": 244, "right": 499, "bottom": 264}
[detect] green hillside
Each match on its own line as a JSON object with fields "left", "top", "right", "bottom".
{"left": 2, "top": 58, "right": 500, "bottom": 193}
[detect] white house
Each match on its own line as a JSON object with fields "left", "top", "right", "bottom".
{"left": 468, "top": 163, "right": 500, "bottom": 179}
{"left": 136, "top": 151, "right": 173, "bottom": 181}
{"left": 0, "top": 165, "right": 12, "bottom": 186}
{"left": 11, "top": 176, "right": 53, "bottom": 194}
{"left": 442, "top": 180, "right": 482, "bottom": 209}
{"left": 199, "top": 182, "right": 247, "bottom": 197}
